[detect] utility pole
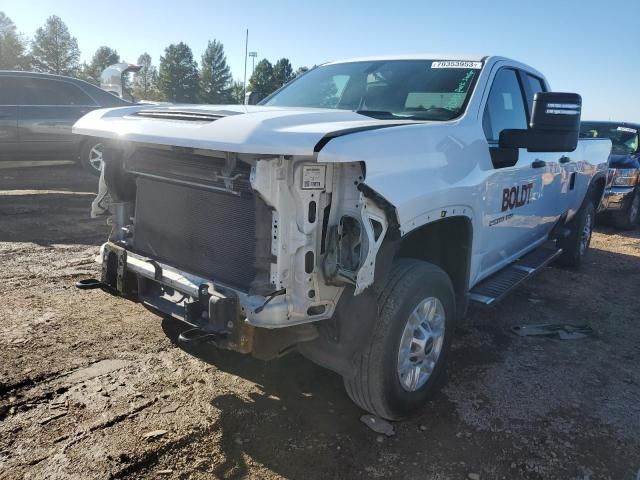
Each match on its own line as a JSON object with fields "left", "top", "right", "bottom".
{"left": 243, "top": 29, "right": 248, "bottom": 102}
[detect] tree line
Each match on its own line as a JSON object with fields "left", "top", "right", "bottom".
{"left": 0, "top": 12, "right": 308, "bottom": 104}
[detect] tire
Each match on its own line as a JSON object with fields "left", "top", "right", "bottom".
{"left": 611, "top": 188, "right": 640, "bottom": 230}
{"left": 79, "top": 140, "right": 104, "bottom": 176}
{"left": 343, "top": 259, "right": 455, "bottom": 420}
{"left": 557, "top": 200, "right": 595, "bottom": 268}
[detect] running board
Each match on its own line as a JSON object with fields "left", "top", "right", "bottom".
{"left": 469, "top": 246, "right": 563, "bottom": 306}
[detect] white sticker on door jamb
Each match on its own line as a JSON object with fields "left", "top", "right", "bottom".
{"left": 302, "top": 165, "right": 326, "bottom": 190}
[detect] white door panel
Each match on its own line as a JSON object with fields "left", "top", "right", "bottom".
{"left": 480, "top": 149, "right": 544, "bottom": 276}
{"left": 477, "top": 67, "right": 549, "bottom": 280}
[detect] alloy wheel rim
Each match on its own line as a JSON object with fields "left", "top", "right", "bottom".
{"left": 397, "top": 296, "right": 446, "bottom": 392}
{"left": 580, "top": 212, "right": 593, "bottom": 255}
{"left": 88, "top": 144, "right": 104, "bottom": 172}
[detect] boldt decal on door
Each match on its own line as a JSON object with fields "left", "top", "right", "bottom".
{"left": 502, "top": 183, "right": 534, "bottom": 212}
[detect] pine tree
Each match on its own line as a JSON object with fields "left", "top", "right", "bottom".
{"left": 80, "top": 46, "right": 120, "bottom": 85}
{"left": 30, "top": 15, "right": 80, "bottom": 76}
{"left": 230, "top": 80, "right": 245, "bottom": 105}
{"left": 248, "top": 59, "right": 277, "bottom": 103}
{"left": 133, "top": 52, "right": 161, "bottom": 101}
{"left": 294, "top": 66, "right": 309, "bottom": 77}
{"left": 158, "top": 42, "right": 199, "bottom": 103}
{"left": 0, "top": 12, "right": 29, "bottom": 70}
{"left": 273, "top": 58, "right": 294, "bottom": 89}
{"left": 199, "top": 40, "right": 232, "bottom": 104}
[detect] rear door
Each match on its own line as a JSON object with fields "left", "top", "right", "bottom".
{"left": 478, "top": 67, "right": 547, "bottom": 277}
{"left": 519, "top": 71, "right": 573, "bottom": 224}
{"left": 0, "top": 76, "right": 20, "bottom": 157}
{"left": 18, "top": 77, "right": 98, "bottom": 159}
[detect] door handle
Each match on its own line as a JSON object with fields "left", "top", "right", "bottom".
{"left": 559, "top": 156, "right": 571, "bottom": 164}
{"left": 532, "top": 159, "right": 546, "bottom": 168}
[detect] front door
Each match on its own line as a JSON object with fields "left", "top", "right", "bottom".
{"left": 18, "top": 77, "right": 96, "bottom": 159}
{"left": 478, "top": 68, "right": 547, "bottom": 279}
{"left": 0, "top": 77, "right": 20, "bottom": 158}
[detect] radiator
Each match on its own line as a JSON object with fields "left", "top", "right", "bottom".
{"left": 129, "top": 149, "right": 271, "bottom": 292}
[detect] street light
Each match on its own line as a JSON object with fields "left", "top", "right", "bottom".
{"left": 248, "top": 52, "right": 257, "bottom": 74}
{"left": 243, "top": 29, "right": 248, "bottom": 101}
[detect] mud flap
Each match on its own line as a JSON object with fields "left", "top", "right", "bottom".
{"left": 296, "top": 285, "right": 379, "bottom": 377}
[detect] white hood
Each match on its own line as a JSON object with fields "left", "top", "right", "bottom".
{"left": 73, "top": 104, "right": 416, "bottom": 156}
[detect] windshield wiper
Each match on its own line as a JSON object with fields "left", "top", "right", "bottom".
{"left": 355, "top": 110, "right": 398, "bottom": 120}
{"left": 355, "top": 109, "right": 453, "bottom": 121}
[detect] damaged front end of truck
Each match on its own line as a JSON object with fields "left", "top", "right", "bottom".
{"left": 89, "top": 129, "right": 396, "bottom": 372}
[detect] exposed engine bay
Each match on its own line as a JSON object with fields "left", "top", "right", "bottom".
{"left": 97, "top": 142, "right": 389, "bottom": 358}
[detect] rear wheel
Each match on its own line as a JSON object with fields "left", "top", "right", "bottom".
{"left": 343, "top": 259, "right": 454, "bottom": 420}
{"left": 558, "top": 200, "right": 595, "bottom": 268}
{"left": 611, "top": 188, "right": 639, "bottom": 230}
{"left": 80, "top": 140, "right": 104, "bottom": 176}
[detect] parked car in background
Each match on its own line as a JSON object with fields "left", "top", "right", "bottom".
{"left": 580, "top": 121, "right": 640, "bottom": 229}
{"left": 0, "top": 71, "right": 131, "bottom": 175}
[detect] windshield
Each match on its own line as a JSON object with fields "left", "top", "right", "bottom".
{"left": 262, "top": 60, "right": 483, "bottom": 121}
{"left": 580, "top": 122, "right": 639, "bottom": 155}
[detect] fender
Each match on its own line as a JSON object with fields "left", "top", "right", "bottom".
{"left": 586, "top": 170, "right": 608, "bottom": 207}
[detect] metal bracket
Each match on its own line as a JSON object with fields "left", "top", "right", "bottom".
{"left": 101, "top": 243, "right": 127, "bottom": 293}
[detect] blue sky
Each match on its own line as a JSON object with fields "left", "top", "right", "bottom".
{"left": 4, "top": 0, "right": 640, "bottom": 121}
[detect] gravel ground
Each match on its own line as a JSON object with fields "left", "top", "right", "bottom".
{"left": 0, "top": 164, "right": 639, "bottom": 480}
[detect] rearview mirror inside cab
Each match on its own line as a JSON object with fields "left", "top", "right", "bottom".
{"left": 500, "top": 92, "right": 582, "bottom": 152}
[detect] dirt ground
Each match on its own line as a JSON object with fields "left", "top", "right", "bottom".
{"left": 0, "top": 164, "right": 639, "bottom": 480}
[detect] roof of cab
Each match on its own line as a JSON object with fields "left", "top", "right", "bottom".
{"left": 582, "top": 120, "right": 640, "bottom": 129}
{"left": 320, "top": 55, "right": 546, "bottom": 87}
{"left": 0, "top": 70, "right": 96, "bottom": 86}
{"left": 325, "top": 54, "right": 492, "bottom": 65}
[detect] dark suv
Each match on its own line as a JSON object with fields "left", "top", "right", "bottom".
{"left": 580, "top": 121, "right": 640, "bottom": 229}
{"left": 0, "top": 71, "right": 131, "bottom": 175}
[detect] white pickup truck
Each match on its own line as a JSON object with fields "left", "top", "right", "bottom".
{"left": 74, "top": 55, "right": 611, "bottom": 420}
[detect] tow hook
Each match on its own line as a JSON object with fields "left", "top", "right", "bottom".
{"left": 177, "top": 328, "right": 226, "bottom": 346}
{"left": 75, "top": 278, "right": 116, "bottom": 293}
{"left": 75, "top": 278, "right": 103, "bottom": 289}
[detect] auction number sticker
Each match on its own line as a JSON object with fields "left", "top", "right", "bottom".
{"left": 617, "top": 126, "right": 637, "bottom": 133}
{"left": 302, "top": 165, "right": 326, "bottom": 190}
{"left": 432, "top": 60, "right": 482, "bottom": 69}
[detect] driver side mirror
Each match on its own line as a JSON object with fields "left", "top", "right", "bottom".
{"left": 500, "top": 92, "right": 582, "bottom": 152}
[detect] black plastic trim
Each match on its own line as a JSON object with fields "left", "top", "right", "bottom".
{"left": 313, "top": 124, "right": 406, "bottom": 153}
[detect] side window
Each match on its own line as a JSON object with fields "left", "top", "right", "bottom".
{"left": 482, "top": 69, "right": 528, "bottom": 142}
{"left": 0, "top": 77, "right": 25, "bottom": 105}
{"left": 524, "top": 73, "right": 546, "bottom": 113}
{"left": 22, "top": 78, "right": 96, "bottom": 106}
{"left": 526, "top": 74, "right": 546, "bottom": 96}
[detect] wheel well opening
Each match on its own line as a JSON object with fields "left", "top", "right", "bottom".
{"left": 590, "top": 176, "right": 606, "bottom": 209}
{"left": 397, "top": 217, "right": 472, "bottom": 298}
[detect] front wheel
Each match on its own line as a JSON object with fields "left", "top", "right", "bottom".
{"left": 80, "top": 140, "right": 104, "bottom": 176}
{"left": 611, "top": 188, "right": 640, "bottom": 230}
{"left": 557, "top": 200, "right": 595, "bottom": 268}
{"left": 343, "top": 259, "right": 455, "bottom": 420}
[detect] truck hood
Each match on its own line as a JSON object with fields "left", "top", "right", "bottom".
{"left": 608, "top": 152, "right": 640, "bottom": 169}
{"left": 73, "top": 104, "right": 416, "bottom": 156}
